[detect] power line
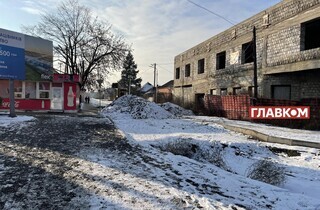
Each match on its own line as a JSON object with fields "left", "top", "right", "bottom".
{"left": 186, "top": 0, "right": 236, "bottom": 26}
{"left": 157, "top": 64, "right": 173, "bottom": 74}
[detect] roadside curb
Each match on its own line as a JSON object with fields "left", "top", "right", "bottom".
{"left": 219, "top": 123, "right": 320, "bottom": 149}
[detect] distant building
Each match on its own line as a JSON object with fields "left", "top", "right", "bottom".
{"left": 173, "top": 0, "right": 320, "bottom": 108}
{"left": 157, "top": 80, "right": 173, "bottom": 103}
{"left": 142, "top": 81, "right": 173, "bottom": 103}
{"left": 139, "top": 82, "right": 154, "bottom": 95}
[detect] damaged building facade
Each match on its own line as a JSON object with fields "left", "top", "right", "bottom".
{"left": 173, "top": 0, "right": 320, "bottom": 108}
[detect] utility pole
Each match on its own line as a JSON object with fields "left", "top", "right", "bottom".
{"left": 253, "top": 26, "right": 258, "bottom": 100}
{"left": 152, "top": 63, "right": 158, "bottom": 103}
{"left": 9, "top": 79, "right": 16, "bottom": 117}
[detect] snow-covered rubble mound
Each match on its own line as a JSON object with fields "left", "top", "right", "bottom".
{"left": 101, "top": 95, "right": 174, "bottom": 119}
{"left": 160, "top": 102, "right": 194, "bottom": 117}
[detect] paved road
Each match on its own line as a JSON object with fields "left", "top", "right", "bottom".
{"left": 0, "top": 114, "right": 130, "bottom": 209}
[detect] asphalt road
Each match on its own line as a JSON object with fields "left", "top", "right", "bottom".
{"left": 0, "top": 114, "right": 129, "bottom": 209}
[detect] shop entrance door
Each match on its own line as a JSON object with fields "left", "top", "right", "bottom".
{"left": 51, "top": 86, "right": 63, "bottom": 110}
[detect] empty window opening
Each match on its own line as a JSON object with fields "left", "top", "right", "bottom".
{"left": 185, "top": 64, "right": 191, "bottom": 77}
{"left": 242, "top": 41, "right": 254, "bottom": 64}
{"left": 175, "top": 67, "right": 180, "bottom": 79}
{"left": 301, "top": 18, "right": 320, "bottom": 51}
{"left": 216, "top": 51, "right": 226, "bottom": 70}
{"left": 233, "top": 87, "right": 241, "bottom": 95}
{"left": 248, "top": 86, "right": 255, "bottom": 97}
{"left": 210, "top": 89, "right": 217, "bottom": 95}
{"left": 198, "top": 58, "right": 205, "bottom": 74}
{"left": 220, "top": 88, "right": 227, "bottom": 96}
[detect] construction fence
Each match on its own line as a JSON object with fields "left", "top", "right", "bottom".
{"left": 203, "top": 95, "right": 320, "bottom": 130}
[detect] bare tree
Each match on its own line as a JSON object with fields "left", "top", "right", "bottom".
{"left": 23, "top": 0, "right": 129, "bottom": 90}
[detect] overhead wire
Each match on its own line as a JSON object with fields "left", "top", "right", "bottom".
{"left": 186, "top": 0, "right": 237, "bottom": 26}
{"left": 157, "top": 64, "right": 173, "bottom": 74}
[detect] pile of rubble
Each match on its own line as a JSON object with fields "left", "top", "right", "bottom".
{"left": 102, "top": 95, "right": 193, "bottom": 119}
{"left": 160, "top": 102, "right": 194, "bottom": 117}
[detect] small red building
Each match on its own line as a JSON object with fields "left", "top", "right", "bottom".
{"left": 0, "top": 74, "right": 80, "bottom": 112}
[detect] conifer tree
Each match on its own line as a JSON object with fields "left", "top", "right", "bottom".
{"left": 118, "top": 52, "right": 142, "bottom": 95}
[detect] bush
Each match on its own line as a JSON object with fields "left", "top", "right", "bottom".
{"left": 159, "top": 138, "right": 197, "bottom": 158}
{"left": 246, "top": 159, "right": 286, "bottom": 186}
{"left": 194, "top": 143, "right": 231, "bottom": 172}
{"left": 159, "top": 139, "right": 230, "bottom": 171}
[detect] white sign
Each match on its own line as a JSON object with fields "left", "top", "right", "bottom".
{"left": 0, "top": 28, "right": 25, "bottom": 49}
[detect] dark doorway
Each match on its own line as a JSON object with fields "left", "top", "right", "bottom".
{"left": 195, "top": 93, "right": 205, "bottom": 112}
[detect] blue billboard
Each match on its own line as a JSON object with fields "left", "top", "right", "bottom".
{"left": 0, "top": 28, "right": 25, "bottom": 80}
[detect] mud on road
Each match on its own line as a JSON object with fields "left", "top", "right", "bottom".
{"left": 0, "top": 115, "right": 132, "bottom": 209}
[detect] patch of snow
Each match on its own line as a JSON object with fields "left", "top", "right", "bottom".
{"left": 101, "top": 97, "right": 320, "bottom": 208}
{"left": 90, "top": 98, "right": 112, "bottom": 108}
{"left": 0, "top": 115, "right": 35, "bottom": 127}
{"left": 160, "top": 102, "right": 194, "bottom": 117}
{"left": 189, "top": 116, "right": 320, "bottom": 143}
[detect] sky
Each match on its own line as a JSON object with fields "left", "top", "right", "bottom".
{"left": 0, "top": 0, "right": 282, "bottom": 86}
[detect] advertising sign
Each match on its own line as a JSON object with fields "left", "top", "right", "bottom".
{"left": 249, "top": 106, "right": 310, "bottom": 119}
{"left": 64, "top": 83, "right": 77, "bottom": 110}
{"left": 25, "top": 35, "right": 53, "bottom": 81}
{"left": 0, "top": 28, "right": 25, "bottom": 80}
{"left": 53, "top": 74, "right": 80, "bottom": 83}
{"left": 0, "top": 98, "right": 50, "bottom": 110}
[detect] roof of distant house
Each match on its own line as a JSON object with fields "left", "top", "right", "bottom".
{"left": 140, "top": 82, "right": 154, "bottom": 93}
{"left": 158, "top": 80, "right": 173, "bottom": 88}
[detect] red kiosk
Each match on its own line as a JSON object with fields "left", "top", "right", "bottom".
{"left": 0, "top": 74, "right": 80, "bottom": 112}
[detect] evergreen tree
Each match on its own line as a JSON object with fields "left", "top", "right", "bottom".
{"left": 118, "top": 52, "right": 142, "bottom": 95}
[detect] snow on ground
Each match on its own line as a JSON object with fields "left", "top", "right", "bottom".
{"left": 1, "top": 95, "right": 319, "bottom": 209}
{"left": 90, "top": 98, "right": 112, "bottom": 108}
{"left": 100, "top": 95, "right": 320, "bottom": 209}
{"left": 0, "top": 114, "right": 35, "bottom": 128}
{"left": 189, "top": 116, "right": 320, "bottom": 143}
{"left": 160, "top": 102, "right": 194, "bottom": 117}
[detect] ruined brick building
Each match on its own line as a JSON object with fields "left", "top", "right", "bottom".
{"left": 173, "top": 0, "right": 320, "bottom": 108}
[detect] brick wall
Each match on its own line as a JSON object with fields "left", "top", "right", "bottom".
{"left": 173, "top": 0, "right": 320, "bottom": 108}
{"left": 262, "top": 69, "right": 320, "bottom": 100}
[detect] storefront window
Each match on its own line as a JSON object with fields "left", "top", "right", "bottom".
{"left": 25, "top": 82, "right": 36, "bottom": 99}
{"left": 39, "top": 82, "right": 50, "bottom": 99}
{"left": 14, "top": 81, "right": 23, "bottom": 98}
{"left": 0, "top": 80, "right": 9, "bottom": 98}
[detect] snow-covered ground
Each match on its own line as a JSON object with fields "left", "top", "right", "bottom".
{"left": 189, "top": 116, "right": 320, "bottom": 143}
{"left": 100, "top": 95, "right": 320, "bottom": 209}
{"left": 0, "top": 114, "right": 35, "bottom": 128}
{"left": 90, "top": 98, "right": 112, "bottom": 108}
{"left": 1, "top": 95, "right": 320, "bottom": 209}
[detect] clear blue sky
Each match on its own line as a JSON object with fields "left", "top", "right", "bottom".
{"left": 0, "top": 0, "right": 282, "bottom": 85}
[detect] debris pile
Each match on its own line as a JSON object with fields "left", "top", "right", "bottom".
{"left": 160, "top": 102, "right": 194, "bottom": 117}
{"left": 102, "top": 95, "right": 193, "bottom": 119}
{"left": 102, "top": 95, "right": 174, "bottom": 119}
